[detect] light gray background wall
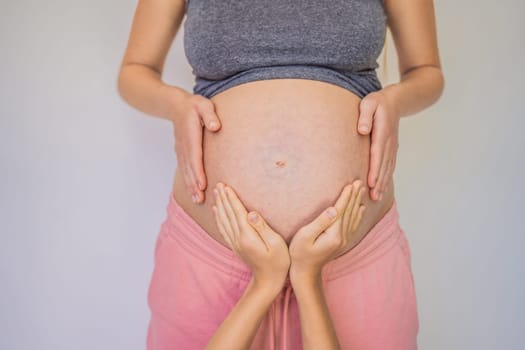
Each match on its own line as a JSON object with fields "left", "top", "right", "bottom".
{"left": 1, "top": 1, "right": 523, "bottom": 349}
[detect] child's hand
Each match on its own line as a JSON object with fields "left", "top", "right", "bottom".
{"left": 288, "top": 180, "right": 366, "bottom": 284}
{"left": 212, "top": 182, "right": 290, "bottom": 293}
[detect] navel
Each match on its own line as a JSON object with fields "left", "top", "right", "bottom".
{"left": 275, "top": 159, "right": 286, "bottom": 168}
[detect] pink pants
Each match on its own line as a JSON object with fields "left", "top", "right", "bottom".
{"left": 146, "top": 193, "right": 419, "bottom": 350}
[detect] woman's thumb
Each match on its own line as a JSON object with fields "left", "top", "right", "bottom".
{"left": 199, "top": 105, "right": 221, "bottom": 132}
{"left": 357, "top": 97, "right": 376, "bottom": 135}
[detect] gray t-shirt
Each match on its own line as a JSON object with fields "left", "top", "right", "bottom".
{"left": 183, "top": 0, "right": 387, "bottom": 99}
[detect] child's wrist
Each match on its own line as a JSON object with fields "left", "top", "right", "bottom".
{"left": 249, "top": 276, "right": 285, "bottom": 299}
{"left": 289, "top": 265, "right": 322, "bottom": 289}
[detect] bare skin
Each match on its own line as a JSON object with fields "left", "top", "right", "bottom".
{"left": 116, "top": 0, "right": 444, "bottom": 347}
{"left": 117, "top": 0, "right": 444, "bottom": 208}
{"left": 205, "top": 179, "right": 366, "bottom": 350}
{"left": 117, "top": 0, "right": 444, "bottom": 253}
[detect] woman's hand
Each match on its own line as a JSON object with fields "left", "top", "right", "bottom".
{"left": 357, "top": 90, "right": 401, "bottom": 201}
{"left": 288, "top": 180, "right": 366, "bottom": 284}
{"left": 212, "top": 182, "right": 290, "bottom": 294}
{"left": 170, "top": 92, "right": 222, "bottom": 204}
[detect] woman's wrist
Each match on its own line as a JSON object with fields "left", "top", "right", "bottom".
{"left": 380, "top": 65, "right": 445, "bottom": 118}
{"left": 158, "top": 83, "right": 192, "bottom": 123}
{"left": 378, "top": 83, "right": 403, "bottom": 118}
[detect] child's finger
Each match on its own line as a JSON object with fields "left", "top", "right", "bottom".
{"left": 347, "top": 181, "right": 361, "bottom": 216}
{"left": 351, "top": 205, "right": 366, "bottom": 232}
{"left": 354, "top": 186, "right": 365, "bottom": 214}
{"left": 333, "top": 183, "right": 354, "bottom": 214}
{"left": 213, "top": 205, "right": 234, "bottom": 249}
{"left": 215, "top": 187, "right": 235, "bottom": 236}
{"left": 247, "top": 211, "right": 281, "bottom": 248}
{"left": 349, "top": 187, "right": 365, "bottom": 231}
{"left": 296, "top": 206, "right": 339, "bottom": 244}
{"left": 346, "top": 184, "right": 363, "bottom": 228}
{"left": 342, "top": 180, "right": 360, "bottom": 233}
{"left": 218, "top": 183, "right": 241, "bottom": 237}
{"left": 316, "top": 215, "right": 343, "bottom": 248}
{"left": 224, "top": 186, "right": 268, "bottom": 246}
{"left": 296, "top": 184, "right": 352, "bottom": 243}
{"left": 224, "top": 186, "right": 249, "bottom": 223}
{"left": 223, "top": 185, "right": 267, "bottom": 245}
{"left": 324, "top": 181, "right": 363, "bottom": 248}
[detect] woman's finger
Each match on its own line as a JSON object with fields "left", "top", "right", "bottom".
{"left": 186, "top": 115, "right": 206, "bottom": 203}
{"left": 381, "top": 141, "right": 396, "bottom": 195}
{"left": 178, "top": 139, "right": 202, "bottom": 204}
{"left": 358, "top": 96, "right": 377, "bottom": 135}
{"left": 368, "top": 133, "right": 385, "bottom": 201}
{"left": 383, "top": 148, "right": 397, "bottom": 195}
{"left": 383, "top": 155, "right": 395, "bottom": 194}
{"left": 382, "top": 156, "right": 395, "bottom": 194}
{"left": 375, "top": 143, "right": 392, "bottom": 200}
{"left": 180, "top": 158, "right": 196, "bottom": 202}
{"left": 391, "top": 148, "right": 398, "bottom": 176}
{"left": 198, "top": 101, "right": 222, "bottom": 132}
{"left": 189, "top": 164, "right": 204, "bottom": 202}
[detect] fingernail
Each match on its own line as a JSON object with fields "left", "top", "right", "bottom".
{"left": 326, "top": 207, "right": 337, "bottom": 218}
{"left": 248, "top": 212, "right": 259, "bottom": 223}
{"left": 213, "top": 189, "right": 218, "bottom": 197}
{"left": 209, "top": 121, "right": 218, "bottom": 129}
{"left": 197, "top": 180, "right": 202, "bottom": 190}
{"left": 359, "top": 124, "right": 368, "bottom": 132}
{"left": 192, "top": 194, "right": 198, "bottom": 203}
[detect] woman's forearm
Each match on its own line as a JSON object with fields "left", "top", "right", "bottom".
{"left": 382, "top": 65, "right": 445, "bottom": 118}
{"left": 117, "top": 63, "right": 189, "bottom": 122}
{"left": 205, "top": 279, "right": 279, "bottom": 350}
{"left": 292, "top": 275, "right": 341, "bottom": 350}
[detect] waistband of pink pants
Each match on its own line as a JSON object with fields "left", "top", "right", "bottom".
{"left": 164, "top": 192, "right": 403, "bottom": 283}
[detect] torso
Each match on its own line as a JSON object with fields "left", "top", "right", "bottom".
{"left": 172, "top": 79, "right": 394, "bottom": 252}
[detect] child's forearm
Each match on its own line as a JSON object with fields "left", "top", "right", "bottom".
{"left": 293, "top": 275, "right": 341, "bottom": 350}
{"left": 205, "top": 278, "right": 280, "bottom": 350}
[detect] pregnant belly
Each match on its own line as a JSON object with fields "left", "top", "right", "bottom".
{"left": 172, "top": 79, "right": 395, "bottom": 249}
